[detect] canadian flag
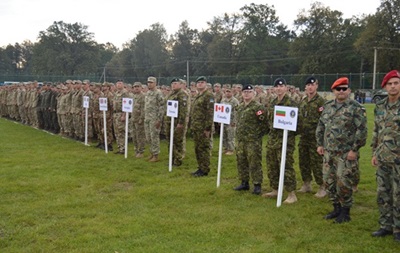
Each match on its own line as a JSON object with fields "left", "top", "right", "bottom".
{"left": 215, "top": 104, "right": 224, "bottom": 112}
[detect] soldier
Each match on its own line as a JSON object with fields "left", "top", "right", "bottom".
{"left": 316, "top": 77, "right": 367, "bottom": 223}
{"left": 190, "top": 76, "right": 214, "bottom": 177}
{"left": 297, "top": 77, "right": 327, "bottom": 198}
{"left": 144, "top": 76, "right": 164, "bottom": 162}
{"left": 371, "top": 70, "right": 400, "bottom": 241}
{"left": 164, "top": 78, "right": 189, "bottom": 166}
{"left": 91, "top": 83, "right": 105, "bottom": 149}
{"left": 112, "top": 80, "right": 129, "bottom": 154}
{"left": 102, "top": 82, "right": 114, "bottom": 150}
{"left": 262, "top": 78, "right": 298, "bottom": 204}
{"left": 71, "top": 80, "right": 84, "bottom": 140}
{"left": 82, "top": 80, "right": 94, "bottom": 140}
{"left": 233, "top": 84, "right": 267, "bottom": 195}
{"left": 220, "top": 85, "right": 239, "bottom": 155}
{"left": 131, "top": 82, "right": 145, "bottom": 158}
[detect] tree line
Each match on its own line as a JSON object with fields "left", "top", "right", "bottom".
{"left": 1, "top": 1, "right": 399, "bottom": 88}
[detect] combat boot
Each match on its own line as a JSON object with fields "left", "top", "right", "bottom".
{"left": 149, "top": 154, "right": 159, "bottom": 162}
{"left": 324, "top": 203, "right": 341, "bottom": 220}
{"left": 147, "top": 154, "right": 154, "bottom": 161}
{"left": 253, "top": 184, "right": 262, "bottom": 195}
{"left": 283, "top": 191, "right": 298, "bottom": 204}
{"left": 314, "top": 185, "right": 327, "bottom": 198}
{"left": 262, "top": 189, "right": 278, "bottom": 198}
{"left": 335, "top": 207, "right": 351, "bottom": 223}
{"left": 234, "top": 181, "right": 249, "bottom": 191}
{"left": 297, "top": 181, "right": 312, "bottom": 193}
{"left": 135, "top": 153, "right": 143, "bottom": 158}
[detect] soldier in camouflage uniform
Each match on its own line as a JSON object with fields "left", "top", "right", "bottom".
{"left": 144, "top": 76, "right": 164, "bottom": 162}
{"left": 102, "top": 83, "right": 114, "bottom": 150}
{"left": 131, "top": 82, "right": 145, "bottom": 158}
{"left": 91, "top": 83, "right": 105, "bottom": 149}
{"left": 298, "top": 77, "right": 326, "bottom": 198}
{"left": 316, "top": 77, "right": 367, "bottom": 223}
{"left": 190, "top": 76, "right": 214, "bottom": 177}
{"left": 220, "top": 85, "right": 239, "bottom": 155}
{"left": 371, "top": 70, "right": 400, "bottom": 241}
{"left": 71, "top": 81, "right": 84, "bottom": 140}
{"left": 164, "top": 78, "right": 189, "bottom": 166}
{"left": 234, "top": 84, "right": 267, "bottom": 195}
{"left": 112, "top": 80, "right": 129, "bottom": 154}
{"left": 262, "top": 78, "right": 298, "bottom": 204}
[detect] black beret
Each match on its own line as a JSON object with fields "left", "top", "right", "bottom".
{"left": 274, "top": 78, "right": 286, "bottom": 87}
{"left": 170, "top": 78, "right": 180, "bottom": 84}
{"left": 242, "top": 84, "right": 253, "bottom": 91}
{"left": 196, "top": 76, "right": 207, "bottom": 82}
{"left": 305, "top": 76, "right": 316, "bottom": 85}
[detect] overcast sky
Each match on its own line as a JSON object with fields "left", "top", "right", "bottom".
{"left": 0, "top": 0, "right": 381, "bottom": 49}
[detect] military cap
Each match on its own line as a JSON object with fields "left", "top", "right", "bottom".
{"left": 274, "top": 78, "right": 287, "bottom": 86}
{"left": 242, "top": 84, "right": 254, "bottom": 91}
{"left": 196, "top": 76, "right": 207, "bottom": 82}
{"left": 214, "top": 83, "right": 221, "bottom": 87}
{"left": 147, "top": 76, "right": 157, "bottom": 83}
{"left": 133, "top": 82, "right": 142, "bottom": 87}
{"left": 381, "top": 70, "right": 400, "bottom": 88}
{"left": 83, "top": 79, "right": 90, "bottom": 84}
{"left": 95, "top": 83, "right": 102, "bottom": 88}
{"left": 223, "top": 83, "right": 231, "bottom": 89}
{"left": 75, "top": 80, "right": 82, "bottom": 84}
{"left": 305, "top": 76, "right": 316, "bottom": 85}
{"left": 170, "top": 77, "right": 180, "bottom": 84}
{"left": 236, "top": 84, "right": 243, "bottom": 88}
{"left": 65, "top": 79, "right": 72, "bottom": 84}
{"left": 331, "top": 77, "right": 349, "bottom": 89}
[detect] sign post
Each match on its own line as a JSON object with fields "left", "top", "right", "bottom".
{"left": 122, "top": 98, "right": 133, "bottom": 159}
{"left": 83, "top": 96, "right": 90, "bottom": 146}
{"left": 213, "top": 103, "right": 231, "bottom": 188}
{"left": 166, "top": 100, "right": 179, "bottom": 172}
{"left": 273, "top": 105, "right": 298, "bottom": 207}
{"left": 99, "top": 97, "right": 108, "bottom": 153}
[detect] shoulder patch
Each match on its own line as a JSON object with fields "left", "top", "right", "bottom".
{"left": 256, "top": 110, "right": 263, "bottom": 116}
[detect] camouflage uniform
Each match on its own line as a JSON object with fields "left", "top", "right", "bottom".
{"left": 220, "top": 95, "right": 239, "bottom": 152}
{"left": 131, "top": 87, "right": 146, "bottom": 156}
{"left": 71, "top": 88, "right": 84, "bottom": 139}
{"left": 144, "top": 87, "right": 164, "bottom": 156}
{"left": 236, "top": 100, "right": 267, "bottom": 185}
{"left": 190, "top": 89, "right": 214, "bottom": 174}
{"left": 266, "top": 94, "right": 297, "bottom": 192}
{"left": 316, "top": 99, "right": 367, "bottom": 208}
{"left": 371, "top": 97, "right": 400, "bottom": 233}
{"left": 298, "top": 93, "right": 326, "bottom": 186}
{"left": 112, "top": 88, "right": 129, "bottom": 152}
{"left": 164, "top": 88, "right": 189, "bottom": 166}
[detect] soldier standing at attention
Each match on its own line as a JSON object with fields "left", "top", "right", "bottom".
{"left": 371, "top": 70, "right": 400, "bottom": 241}
{"left": 112, "top": 80, "right": 129, "bottom": 154}
{"left": 164, "top": 78, "right": 189, "bottom": 166}
{"left": 131, "top": 82, "right": 146, "bottom": 158}
{"left": 316, "top": 77, "right": 367, "bottom": 223}
{"left": 190, "top": 76, "right": 214, "bottom": 177}
{"left": 144, "top": 76, "right": 164, "bottom": 162}
{"left": 220, "top": 85, "right": 239, "bottom": 155}
{"left": 262, "top": 78, "right": 298, "bottom": 204}
{"left": 234, "top": 84, "right": 267, "bottom": 195}
{"left": 298, "top": 77, "right": 327, "bottom": 198}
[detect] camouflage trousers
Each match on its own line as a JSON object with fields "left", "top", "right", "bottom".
{"left": 99, "top": 113, "right": 114, "bottom": 145}
{"left": 131, "top": 122, "right": 145, "bottom": 155}
{"left": 236, "top": 139, "right": 263, "bottom": 185}
{"left": 192, "top": 130, "right": 211, "bottom": 173}
{"left": 113, "top": 113, "right": 126, "bottom": 152}
{"left": 144, "top": 118, "right": 160, "bottom": 155}
{"left": 223, "top": 125, "right": 236, "bottom": 151}
{"left": 72, "top": 113, "right": 83, "bottom": 138}
{"left": 323, "top": 151, "right": 358, "bottom": 208}
{"left": 93, "top": 116, "right": 102, "bottom": 143}
{"left": 166, "top": 124, "right": 185, "bottom": 165}
{"left": 266, "top": 144, "right": 297, "bottom": 192}
{"left": 376, "top": 161, "right": 400, "bottom": 232}
{"left": 299, "top": 138, "right": 323, "bottom": 185}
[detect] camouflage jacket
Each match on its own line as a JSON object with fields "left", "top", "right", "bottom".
{"left": 220, "top": 96, "right": 240, "bottom": 125}
{"left": 316, "top": 98, "right": 367, "bottom": 154}
{"left": 112, "top": 89, "right": 129, "bottom": 113}
{"left": 371, "top": 97, "right": 400, "bottom": 163}
{"left": 164, "top": 88, "right": 189, "bottom": 126}
{"left": 236, "top": 100, "right": 267, "bottom": 142}
{"left": 132, "top": 92, "right": 145, "bottom": 124}
{"left": 144, "top": 89, "right": 164, "bottom": 121}
{"left": 298, "top": 93, "right": 326, "bottom": 138}
{"left": 190, "top": 90, "right": 214, "bottom": 132}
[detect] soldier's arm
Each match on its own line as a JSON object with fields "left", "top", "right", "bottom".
{"left": 351, "top": 106, "right": 368, "bottom": 152}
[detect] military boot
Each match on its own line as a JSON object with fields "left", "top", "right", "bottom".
{"left": 147, "top": 154, "right": 154, "bottom": 161}
{"left": 252, "top": 184, "right": 262, "bottom": 195}
{"left": 324, "top": 203, "right": 341, "bottom": 220}
{"left": 283, "top": 191, "right": 298, "bottom": 204}
{"left": 234, "top": 181, "right": 250, "bottom": 191}
{"left": 314, "top": 185, "right": 327, "bottom": 198}
{"left": 149, "top": 154, "right": 159, "bottom": 162}
{"left": 335, "top": 207, "right": 351, "bottom": 223}
{"left": 297, "top": 181, "right": 312, "bottom": 193}
{"left": 262, "top": 189, "right": 278, "bottom": 198}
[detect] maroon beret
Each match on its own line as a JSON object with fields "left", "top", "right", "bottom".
{"left": 331, "top": 77, "right": 349, "bottom": 89}
{"left": 381, "top": 70, "right": 400, "bottom": 88}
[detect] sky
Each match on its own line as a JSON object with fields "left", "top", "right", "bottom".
{"left": 0, "top": 0, "right": 381, "bottom": 49}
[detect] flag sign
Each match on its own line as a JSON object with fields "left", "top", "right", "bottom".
{"left": 213, "top": 103, "right": 231, "bottom": 125}
{"left": 273, "top": 105, "right": 298, "bottom": 131}
{"left": 166, "top": 100, "right": 178, "bottom": 118}
{"left": 83, "top": 96, "right": 89, "bottom": 108}
{"left": 122, "top": 98, "right": 133, "bottom": 113}
{"left": 99, "top": 97, "right": 108, "bottom": 111}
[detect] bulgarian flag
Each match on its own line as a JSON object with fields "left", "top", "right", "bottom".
{"left": 276, "top": 110, "right": 286, "bottom": 117}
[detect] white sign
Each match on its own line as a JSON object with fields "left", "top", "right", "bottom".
{"left": 273, "top": 105, "right": 298, "bottom": 131}
{"left": 166, "top": 100, "right": 178, "bottom": 118}
{"left": 83, "top": 96, "right": 89, "bottom": 108}
{"left": 122, "top": 98, "right": 133, "bottom": 113}
{"left": 213, "top": 103, "right": 231, "bottom": 125}
{"left": 99, "top": 97, "right": 108, "bottom": 111}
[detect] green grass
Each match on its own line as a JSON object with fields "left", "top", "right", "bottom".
{"left": 0, "top": 104, "right": 399, "bottom": 252}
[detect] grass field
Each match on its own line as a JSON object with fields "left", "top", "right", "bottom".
{"left": 0, "top": 103, "right": 399, "bottom": 252}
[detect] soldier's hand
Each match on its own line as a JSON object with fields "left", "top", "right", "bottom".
{"left": 371, "top": 156, "right": 378, "bottom": 167}
{"left": 155, "top": 121, "right": 161, "bottom": 129}
{"left": 317, "top": 146, "right": 324, "bottom": 156}
{"left": 347, "top": 150, "right": 357, "bottom": 161}
{"left": 204, "top": 130, "right": 211, "bottom": 138}
{"left": 176, "top": 123, "right": 183, "bottom": 130}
